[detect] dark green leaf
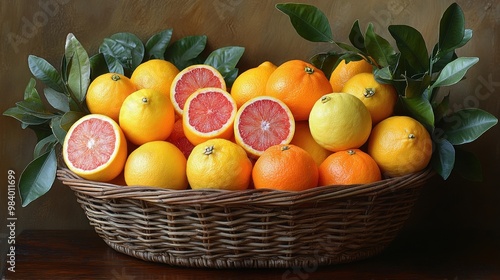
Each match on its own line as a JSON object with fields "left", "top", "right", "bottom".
{"left": 27, "top": 123, "right": 53, "bottom": 142}
{"left": 99, "top": 32, "right": 145, "bottom": 75}
{"left": 34, "top": 134, "right": 58, "bottom": 158}
{"left": 454, "top": 148, "right": 483, "bottom": 182}
{"left": 373, "top": 66, "right": 394, "bottom": 84}
{"left": 15, "top": 100, "right": 53, "bottom": 119}
{"left": 438, "top": 3, "right": 465, "bottom": 54}
{"left": 89, "top": 53, "right": 110, "bottom": 80}
{"left": 223, "top": 68, "right": 239, "bottom": 87}
{"left": 44, "top": 88, "right": 70, "bottom": 112}
{"left": 431, "top": 57, "right": 478, "bottom": 89}
{"left": 431, "top": 138, "right": 455, "bottom": 180}
{"left": 430, "top": 44, "right": 457, "bottom": 73}
{"left": 19, "top": 148, "right": 57, "bottom": 206}
{"left": 23, "top": 78, "right": 41, "bottom": 102}
{"left": 364, "top": 23, "right": 398, "bottom": 68}
{"left": 310, "top": 52, "right": 342, "bottom": 79}
{"left": 400, "top": 95, "right": 435, "bottom": 129}
{"left": 334, "top": 42, "right": 362, "bottom": 53}
{"left": 404, "top": 74, "right": 431, "bottom": 98}
{"left": 205, "top": 46, "right": 245, "bottom": 84}
{"left": 28, "top": 55, "right": 65, "bottom": 92}
{"left": 388, "top": 25, "right": 429, "bottom": 73}
{"left": 51, "top": 116, "right": 66, "bottom": 144}
{"left": 165, "top": 35, "right": 207, "bottom": 70}
{"left": 276, "top": 3, "right": 333, "bottom": 43}
{"left": 439, "top": 108, "right": 498, "bottom": 145}
{"left": 348, "top": 20, "right": 365, "bottom": 52}
{"left": 60, "top": 111, "right": 85, "bottom": 131}
{"left": 65, "top": 33, "right": 90, "bottom": 103}
{"left": 433, "top": 94, "right": 450, "bottom": 122}
{"left": 3, "top": 107, "right": 48, "bottom": 126}
{"left": 145, "top": 29, "right": 173, "bottom": 59}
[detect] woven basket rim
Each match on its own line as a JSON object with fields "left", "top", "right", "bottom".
{"left": 57, "top": 167, "right": 434, "bottom": 206}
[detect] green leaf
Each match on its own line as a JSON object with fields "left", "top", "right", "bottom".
{"left": 44, "top": 88, "right": 70, "bottom": 112}
{"left": 276, "top": 3, "right": 333, "bottom": 43}
{"left": 431, "top": 57, "right": 479, "bottom": 89}
{"left": 400, "top": 95, "right": 435, "bottom": 129}
{"left": 438, "top": 3, "right": 465, "bottom": 54}
{"left": 34, "top": 134, "right": 58, "bottom": 158}
{"left": 19, "top": 148, "right": 57, "bottom": 207}
{"left": 205, "top": 46, "right": 245, "bottom": 85}
{"left": 28, "top": 55, "right": 65, "bottom": 93}
{"left": 433, "top": 94, "right": 450, "bottom": 122}
{"left": 145, "top": 29, "right": 173, "bottom": 59}
{"left": 65, "top": 33, "right": 90, "bottom": 103}
{"left": 454, "top": 148, "right": 483, "bottom": 182}
{"left": 165, "top": 35, "right": 207, "bottom": 70}
{"left": 15, "top": 100, "right": 53, "bottom": 119}
{"left": 388, "top": 25, "right": 429, "bottom": 73}
{"left": 51, "top": 116, "right": 66, "bottom": 144}
{"left": 404, "top": 74, "right": 431, "bottom": 98}
{"left": 89, "top": 53, "right": 110, "bottom": 80}
{"left": 373, "top": 66, "right": 394, "bottom": 84}
{"left": 3, "top": 106, "right": 48, "bottom": 126}
{"left": 59, "top": 111, "right": 85, "bottom": 131}
{"left": 431, "top": 138, "right": 455, "bottom": 180}
{"left": 348, "top": 20, "right": 365, "bottom": 52}
{"left": 23, "top": 78, "right": 41, "bottom": 102}
{"left": 431, "top": 44, "right": 457, "bottom": 73}
{"left": 439, "top": 108, "right": 498, "bottom": 145}
{"left": 310, "top": 52, "right": 342, "bottom": 79}
{"left": 99, "top": 32, "right": 145, "bottom": 75}
{"left": 364, "top": 23, "right": 398, "bottom": 68}
{"left": 457, "top": 29, "right": 473, "bottom": 48}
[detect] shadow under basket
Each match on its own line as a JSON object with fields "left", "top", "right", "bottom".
{"left": 57, "top": 167, "right": 434, "bottom": 268}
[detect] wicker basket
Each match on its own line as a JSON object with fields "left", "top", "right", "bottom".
{"left": 56, "top": 167, "right": 433, "bottom": 268}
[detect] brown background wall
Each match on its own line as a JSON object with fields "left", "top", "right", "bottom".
{"left": 1, "top": 0, "right": 499, "bottom": 248}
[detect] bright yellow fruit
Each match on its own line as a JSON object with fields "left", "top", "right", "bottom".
{"left": 130, "top": 59, "right": 179, "bottom": 97}
{"left": 231, "top": 61, "right": 277, "bottom": 108}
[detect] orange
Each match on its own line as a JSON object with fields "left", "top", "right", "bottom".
{"left": 230, "top": 61, "right": 277, "bottom": 108}
{"left": 265, "top": 59, "right": 333, "bottom": 121}
{"left": 130, "top": 59, "right": 179, "bottom": 97}
{"left": 170, "top": 64, "right": 226, "bottom": 115}
{"left": 367, "top": 116, "right": 432, "bottom": 177}
{"left": 166, "top": 118, "right": 195, "bottom": 159}
{"left": 62, "top": 114, "right": 127, "bottom": 182}
{"left": 318, "top": 149, "right": 381, "bottom": 186}
{"left": 182, "top": 87, "right": 237, "bottom": 145}
{"left": 85, "top": 73, "right": 137, "bottom": 122}
{"left": 119, "top": 88, "right": 175, "bottom": 145}
{"left": 252, "top": 144, "right": 318, "bottom": 191}
{"left": 124, "top": 141, "right": 188, "bottom": 189}
{"left": 309, "top": 93, "right": 372, "bottom": 152}
{"left": 186, "top": 138, "right": 253, "bottom": 190}
{"left": 342, "top": 72, "right": 398, "bottom": 124}
{"left": 234, "top": 96, "right": 295, "bottom": 158}
{"left": 329, "top": 59, "right": 373, "bottom": 92}
{"left": 290, "top": 121, "right": 331, "bottom": 166}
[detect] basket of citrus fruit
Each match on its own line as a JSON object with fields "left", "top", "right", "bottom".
{"left": 5, "top": 2, "right": 497, "bottom": 268}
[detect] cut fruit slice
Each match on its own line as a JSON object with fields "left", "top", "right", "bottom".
{"left": 62, "top": 114, "right": 127, "bottom": 182}
{"left": 183, "top": 87, "right": 237, "bottom": 145}
{"left": 234, "top": 96, "right": 295, "bottom": 158}
{"left": 170, "top": 64, "right": 226, "bottom": 115}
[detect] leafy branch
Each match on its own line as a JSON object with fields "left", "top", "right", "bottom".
{"left": 277, "top": 2, "right": 497, "bottom": 180}
{"left": 4, "top": 29, "right": 245, "bottom": 206}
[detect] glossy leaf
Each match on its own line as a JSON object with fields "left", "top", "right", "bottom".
{"left": 65, "top": 33, "right": 90, "bottom": 103}
{"left": 400, "top": 95, "right": 435, "bottom": 129}
{"left": 89, "top": 53, "right": 109, "bottom": 80}
{"left": 19, "top": 148, "right": 57, "bottom": 207}
{"left": 310, "top": 52, "right": 342, "bottom": 78}
{"left": 404, "top": 74, "right": 431, "bottom": 99}
{"left": 348, "top": 20, "right": 365, "bottom": 52}
{"left": 28, "top": 55, "right": 65, "bottom": 93}
{"left": 23, "top": 78, "right": 41, "bottom": 102}
{"left": 431, "top": 138, "right": 455, "bottom": 180}
{"left": 276, "top": 3, "right": 333, "bottom": 43}
{"left": 145, "top": 29, "right": 173, "bottom": 59}
{"left": 34, "top": 134, "right": 58, "bottom": 158}
{"left": 389, "top": 25, "right": 429, "bottom": 73}
{"left": 439, "top": 108, "right": 498, "bottom": 145}
{"left": 364, "top": 23, "right": 398, "bottom": 68}
{"left": 205, "top": 46, "right": 244, "bottom": 84}
{"left": 44, "top": 88, "right": 70, "bottom": 113}
{"left": 2, "top": 106, "right": 48, "bottom": 126}
{"left": 438, "top": 3, "right": 465, "bottom": 54}
{"left": 431, "top": 57, "right": 478, "bottom": 89}
{"left": 165, "top": 35, "right": 207, "bottom": 70}
{"left": 51, "top": 116, "right": 66, "bottom": 144}
{"left": 15, "top": 100, "right": 53, "bottom": 119}
{"left": 99, "top": 32, "right": 145, "bottom": 75}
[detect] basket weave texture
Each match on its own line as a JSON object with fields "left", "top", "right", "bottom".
{"left": 57, "top": 167, "right": 433, "bottom": 268}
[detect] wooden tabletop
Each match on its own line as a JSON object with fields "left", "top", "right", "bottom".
{"left": 2, "top": 229, "right": 499, "bottom": 279}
